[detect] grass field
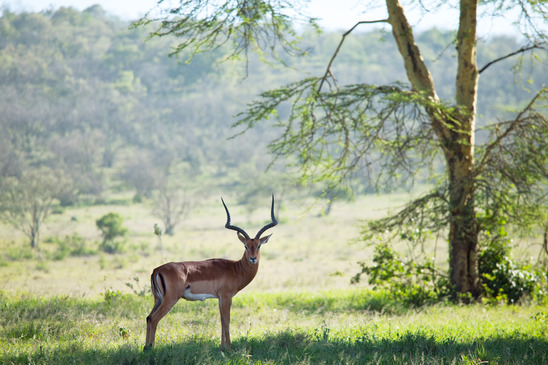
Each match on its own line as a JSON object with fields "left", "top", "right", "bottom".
{"left": 1, "top": 193, "right": 547, "bottom": 364}
{"left": 0, "top": 194, "right": 409, "bottom": 296}
{"left": 2, "top": 290, "right": 547, "bottom": 364}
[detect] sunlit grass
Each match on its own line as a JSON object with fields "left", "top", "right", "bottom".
{"left": 1, "top": 193, "right": 547, "bottom": 364}
{"left": 1, "top": 290, "right": 547, "bottom": 364}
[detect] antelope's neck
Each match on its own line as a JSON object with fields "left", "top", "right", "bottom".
{"left": 236, "top": 257, "right": 259, "bottom": 291}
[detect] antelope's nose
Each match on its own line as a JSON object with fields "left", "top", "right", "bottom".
{"left": 249, "top": 257, "right": 258, "bottom": 264}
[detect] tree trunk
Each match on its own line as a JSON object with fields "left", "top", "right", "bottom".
{"left": 446, "top": 142, "right": 481, "bottom": 301}
{"left": 448, "top": 0, "right": 481, "bottom": 301}
{"left": 30, "top": 225, "right": 38, "bottom": 248}
{"left": 386, "top": 0, "right": 482, "bottom": 300}
{"left": 30, "top": 203, "right": 40, "bottom": 248}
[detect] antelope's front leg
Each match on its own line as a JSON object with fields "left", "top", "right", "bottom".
{"left": 218, "top": 295, "right": 232, "bottom": 350}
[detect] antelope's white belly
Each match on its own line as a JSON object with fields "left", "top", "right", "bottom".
{"left": 183, "top": 287, "right": 216, "bottom": 301}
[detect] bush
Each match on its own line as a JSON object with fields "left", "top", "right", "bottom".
{"left": 1, "top": 242, "right": 34, "bottom": 261}
{"left": 355, "top": 233, "right": 546, "bottom": 306}
{"left": 96, "top": 213, "right": 127, "bottom": 254}
{"left": 352, "top": 243, "right": 451, "bottom": 307}
{"left": 49, "top": 233, "right": 96, "bottom": 260}
{"left": 479, "top": 237, "right": 544, "bottom": 304}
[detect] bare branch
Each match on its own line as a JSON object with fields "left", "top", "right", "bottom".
{"left": 318, "top": 19, "right": 389, "bottom": 93}
{"left": 386, "top": 0, "right": 437, "bottom": 97}
{"left": 479, "top": 42, "right": 547, "bottom": 74}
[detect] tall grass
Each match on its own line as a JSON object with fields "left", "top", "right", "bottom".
{"left": 1, "top": 289, "right": 547, "bottom": 364}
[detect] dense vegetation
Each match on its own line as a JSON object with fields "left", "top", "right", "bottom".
{"left": 1, "top": 6, "right": 545, "bottom": 207}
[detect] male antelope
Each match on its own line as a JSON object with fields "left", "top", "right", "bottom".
{"left": 144, "top": 196, "right": 277, "bottom": 351}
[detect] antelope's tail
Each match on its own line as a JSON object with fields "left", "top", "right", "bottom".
{"left": 150, "top": 272, "right": 166, "bottom": 313}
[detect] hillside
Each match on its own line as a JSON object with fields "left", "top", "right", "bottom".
{"left": 1, "top": 6, "right": 545, "bottom": 207}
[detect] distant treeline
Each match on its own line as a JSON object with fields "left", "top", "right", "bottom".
{"left": 0, "top": 5, "right": 545, "bottom": 203}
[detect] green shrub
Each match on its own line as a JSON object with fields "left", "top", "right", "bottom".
{"left": 479, "top": 237, "right": 544, "bottom": 304}
{"left": 2, "top": 243, "right": 34, "bottom": 261}
{"left": 96, "top": 213, "right": 127, "bottom": 254}
{"left": 48, "top": 234, "right": 96, "bottom": 260}
{"left": 477, "top": 213, "right": 546, "bottom": 304}
{"left": 98, "top": 240, "right": 126, "bottom": 254}
{"left": 102, "top": 288, "right": 123, "bottom": 304}
{"left": 352, "top": 243, "right": 451, "bottom": 307}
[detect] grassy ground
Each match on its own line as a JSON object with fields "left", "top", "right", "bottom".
{"left": 1, "top": 193, "right": 547, "bottom": 364}
{"left": 0, "top": 194, "right": 414, "bottom": 296}
{"left": 1, "top": 290, "right": 547, "bottom": 364}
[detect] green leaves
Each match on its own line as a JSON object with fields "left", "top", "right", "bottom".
{"left": 135, "top": 0, "right": 317, "bottom": 65}
{"left": 475, "top": 88, "right": 548, "bottom": 233}
{"left": 238, "top": 79, "right": 454, "bottom": 193}
{"left": 479, "top": 240, "right": 543, "bottom": 304}
{"left": 96, "top": 212, "right": 127, "bottom": 253}
{"left": 352, "top": 243, "right": 451, "bottom": 307}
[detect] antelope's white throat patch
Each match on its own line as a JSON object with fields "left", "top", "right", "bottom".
{"left": 183, "top": 287, "right": 216, "bottom": 301}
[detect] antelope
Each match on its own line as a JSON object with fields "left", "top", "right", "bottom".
{"left": 144, "top": 195, "right": 277, "bottom": 351}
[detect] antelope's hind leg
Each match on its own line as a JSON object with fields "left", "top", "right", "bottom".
{"left": 144, "top": 295, "right": 161, "bottom": 351}
{"left": 144, "top": 272, "right": 182, "bottom": 351}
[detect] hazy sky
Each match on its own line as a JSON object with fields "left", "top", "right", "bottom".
{"left": 2, "top": 0, "right": 521, "bottom": 36}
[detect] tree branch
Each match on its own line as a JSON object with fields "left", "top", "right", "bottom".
{"left": 475, "top": 87, "right": 547, "bottom": 175}
{"left": 318, "top": 19, "right": 389, "bottom": 93}
{"left": 479, "top": 42, "right": 547, "bottom": 74}
{"left": 386, "top": 0, "right": 437, "bottom": 97}
{"left": 455, "top": 0, "right": 479, "bottom": 115}
{"left": 365, "top": 189, "right": 449, "bottom": 239}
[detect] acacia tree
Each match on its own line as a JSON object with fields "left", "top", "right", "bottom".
{"left": 0, "top": 168, "right": 69, "bottom": 248}
{"left": 138, "top": 0, "right": 548, "bottom": 300}
{"left": 152, "top": 178, "right": 192, "bottom": 236}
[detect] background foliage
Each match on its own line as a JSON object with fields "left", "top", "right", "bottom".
{"left": 1, "top": 6, "right": 545, "bottom": 206}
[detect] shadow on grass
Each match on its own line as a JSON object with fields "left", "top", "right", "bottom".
{"left": 4, "top": 330, "right": 547, "bottom": 365}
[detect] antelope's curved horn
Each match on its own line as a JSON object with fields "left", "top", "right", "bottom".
{"left": 254, "top": 194, "right": 278, "bottom": 239}
{"left": 221, "top": 197, "right": 250, "bottom": 240}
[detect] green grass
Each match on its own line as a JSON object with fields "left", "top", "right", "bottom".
{"left": 1, "top": 194, "right": 547, "bottom": 364}
{"left": 1, "top": 290, "right": 547, "bottom": 364}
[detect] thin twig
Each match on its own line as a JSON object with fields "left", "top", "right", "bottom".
{"left": 479, "top": 42, "right": 546, "bottom": 74}
{"left": 318, "top": 19, "right": 389, "bottom": 93}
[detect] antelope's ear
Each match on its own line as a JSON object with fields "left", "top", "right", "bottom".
{"left": 237, "top": 231, "right": 248, "bottom": 245}
{"left": 259, "top": 234, "right": 272, "bottom": 247}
